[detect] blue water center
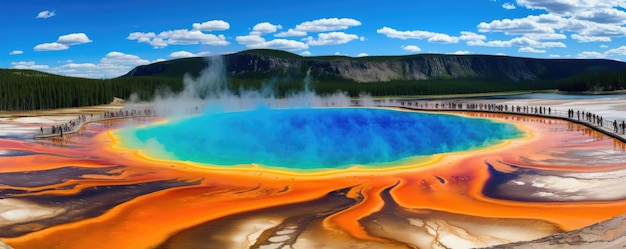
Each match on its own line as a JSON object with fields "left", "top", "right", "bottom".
{"left": 117, "top": 108, "right": 523, "bottom": 170}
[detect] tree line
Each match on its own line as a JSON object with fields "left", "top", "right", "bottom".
{"left": 556, "top": 68, "right": 626, "bottom": 92}
{"left": 2, "top": 68, "right": 626, "bottom": 111}
{"left": 0, "top": 69, "right": 182, "bottom": 111}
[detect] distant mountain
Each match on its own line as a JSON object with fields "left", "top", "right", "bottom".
{"left": 123, "top": 49, "right": 626, "bottom": 83}
{"left": 4, "top": 49, "right": 626, "bottom": 111}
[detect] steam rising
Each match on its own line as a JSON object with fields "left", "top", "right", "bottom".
{"left": 135, "top": 55, "right": 358, "bottom": 116}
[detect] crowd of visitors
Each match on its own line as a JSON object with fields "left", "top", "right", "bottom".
{"left": 38, "top": 108, "right": 155, "bottom": 138}
{"left": 398, "top": 101, "right": 626, "bottom": 136}
{"left": 37, "top": 102, "right": 626, "bottom": 138}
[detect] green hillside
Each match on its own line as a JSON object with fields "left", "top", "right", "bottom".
{"left": 557, "top": 68, "right": 626, "bottom": 91}
{"left": 124, "top": 50, "right": 626, "bottom": 81}
{"left": 2, "top": 50, "right": 626, "bottom": 111}
{"left": 0, "top": 69, "right": 182, "bottom": 111}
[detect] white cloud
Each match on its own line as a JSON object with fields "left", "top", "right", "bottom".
{"left": 159, "top": 30, "right": 228, "bottom": 45}
{"left": 127, "top": 32, "right": 156, "bottom": 43}
{"left": 63, "top": 63, "right": 97, "bottom": 69}
{"left": 377, "top": 26, "right": 460, "bottom": 44}
{"left": 517, "top": 0, "right": 626, "bottom": 16}
{"left": 57, "top": 33, "right": 92, "bottom": 45}
{"left": 549, "top": 54, "right": 561, "bottom": 57}
{"left": 270, "top": 18, "right": 361, "bottom": 47}
{"left": 9, "top": 50, "right": 23, "bottom": 55}
{"left": 149, "top": 38, "right": 168, "bottom": 48}
{"left": 459, "top": 31, "right": 486, "bottom": 42}
{"left": 275, "top": 28, "right": 308, "bottom": 37}
{"left": 519, "top": 47, "right": 546, "bottom": 53}
{"left": 100, "top": 51, "right": 149, "bottom": 66}
{"left": 305, "top": 32, "right": 359, "bottom": 46}
{"left": 36, "top": 10, "right": 55, "bottom": 19}
{"left": 295, "top": 18, "right": 361, "bottom": 32}
{"left": 236, "top": 34, "right": 265, "bottom": 46}
{"left": 402, "top": 45, "right": 422, "bottom": 52}
{"left": 57, "top": 63, "right": 98, "bottom": 70}
{"left": 192, "top": 20, "right": 230, "bottom": 31}
{"left": 251, "top": 22, "right": 282, "bottom": 35}
{"left": 17, "top": 52, "right": 155, "bottom": 78}
{"left": 502, "top": 3, "right": 516, "bottom": 10}
{"left": 575, "top": 21, "right": 626, "bottom": 37}
{"left": 606, "top": 46, "right": 626, "bottom": 55}
{"left": 236, "top": 34, "right": 308, "bottom": 51}
{"left": 129, "top": 20, "right": 230, "bottom": 48}
{"left": 469, "top": 36, "right": 566, "bottom": 49}
{"left": 479, "top": 1, "right": 626, "bottom": 52}
{"left": 11, "top": 61, "right": 49, "bottom": 70}
{"left": 33, "top": 33, "right": 92, "bottom": 51}
{"left": 523, "top": 33, "right": 567, "bottom": 40}
{"left": 169, "top": 51, "right": 198, "bottom": 58}
{"left": 81, "top": 51, "right": 150, "bottom": 78}
{"left": 128, "top": 29, "right": 229, "bottom": 48}
{"left": 577, "top": 51, "right": 606, "bottom": 58}
{"left": 452, "top": 50, "right": 471, "bottom": 55}
{"left": 357, "top": 53, "right": 368, "bottom": 57}
{"left": 540, "top": 41, "right": 567, "bottom": 48}
{"left": 262, "top": 39, "right": 309, "bottom": 50}
{"left": 168, "top": 50, "right": 210, "bottom": 58}
{"left": 571, "top": 34, "right": 612, "bottom": 42}
{"left": 377, "top": 26, "right": 437, "bottom": 40}
{"left": 576, "top": 8, "right": 626, "bottom": 24}
{"left": 54, "top": 63, "right": 99, "bottom": 78}
{"left": 34, "top": 42, "right": 69, "bottom": 51}
{"left": 478, "top": 14, "right": 560, "bottom": 35}
{"left": 300, "top": 51, "right": 312, "bottom": 56}
{"left": 428, "top": 33, "right": 459, "bottom": 43}
{"left": 600, "top": 44, "right": 609, "bottom": 48}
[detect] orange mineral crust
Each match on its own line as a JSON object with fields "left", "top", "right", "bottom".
{"left": 1, "top": 111, "right": 626, "bottom": 249}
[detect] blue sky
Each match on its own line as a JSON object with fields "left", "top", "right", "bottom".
{"left": 3, "top": 0, "right": 626, "bottom": 78}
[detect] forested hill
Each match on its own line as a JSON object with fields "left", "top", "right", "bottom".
{"left": 0, "top": 69, "right": 182, "bottom": 111}
{"left": 3, "top": 49, "right": 626, "bottom": 111}
{"left": 124, "top": 49, "right": 626, "bottom": 83}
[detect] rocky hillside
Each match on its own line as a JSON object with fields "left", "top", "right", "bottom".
{"left": 123, "top": 49, "right": 626, "bottom": 83}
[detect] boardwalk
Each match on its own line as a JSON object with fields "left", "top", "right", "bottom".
{"left": 34, "top": 108, "right": 156, "bottom": 139}
{"left": 34, "top": 101, "right": 626, "bottom": 144}
{"left": 396, "top": 100, "right": 626, "bottom": 143}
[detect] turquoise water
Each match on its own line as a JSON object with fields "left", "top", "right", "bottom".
{"left": 118, "top": 108, "right": 523, "bottom": 169}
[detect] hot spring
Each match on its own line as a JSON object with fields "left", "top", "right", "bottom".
{"left": 115, "top": 108, "right": 523, "bottom": 170}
